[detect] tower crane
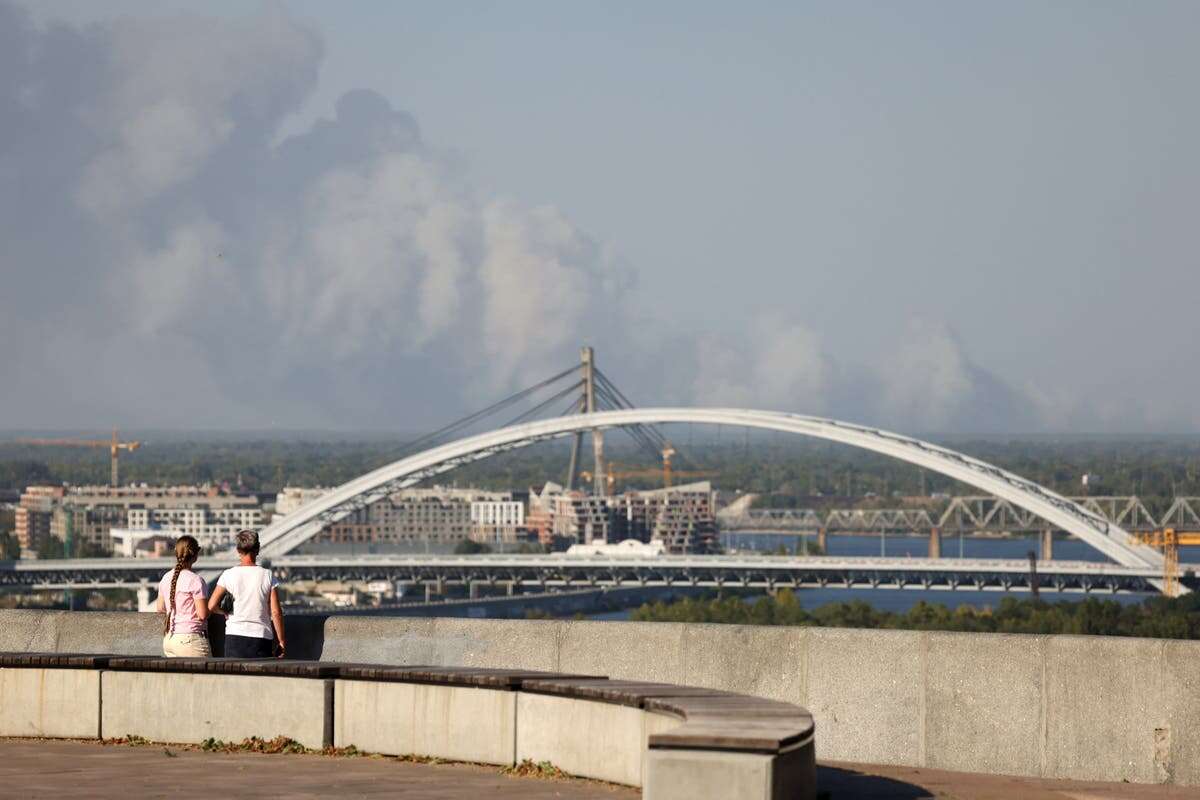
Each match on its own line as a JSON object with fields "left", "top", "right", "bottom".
{"left": 15, "top": 429, "right": 142, "bottom": 488}
{"left": 582, "top": 454, "right": 716, "bottom": 495}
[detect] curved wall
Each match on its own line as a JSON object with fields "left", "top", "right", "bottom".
{"left": 0, "top": 657, "right": 816, "bottom": 800}
{"left": 1, "top": 610, "right": 1197, "bottom": 786}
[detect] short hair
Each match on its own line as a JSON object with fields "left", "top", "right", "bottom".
{"left": 235, "top": 529, "right": 260, "bottom": 555}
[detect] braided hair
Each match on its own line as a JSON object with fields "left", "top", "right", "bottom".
{"left": 163, "top": 535, "right": 201, "bottom": 635}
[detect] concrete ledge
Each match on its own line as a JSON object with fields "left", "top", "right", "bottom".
{"left": 0, "top": 668, "right": 100, "bottom": 738}
{"left": 100, "top": 671, "right": 329, "bottom": 748}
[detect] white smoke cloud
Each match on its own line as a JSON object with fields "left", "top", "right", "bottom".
{"left": 691, "top": 318, "right": 831, "bottom": 412}
{"left": 1, "top": 3, "right": 631, "bottom": 427}
{"left": 0, "top": 2, "right": 1055, "bottom": 433}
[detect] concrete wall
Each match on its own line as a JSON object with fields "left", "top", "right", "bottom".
{"left": 2, "top": 609, "right": 1197, "bottom": 786}
{"left": 335, "top": 680, "right": 515, "bottom": 765}
{"left": 0, "top": 668, "right": 100, "bottom": 738}
{"left": 101, "top": 671, "right": 330, "bottom": 749}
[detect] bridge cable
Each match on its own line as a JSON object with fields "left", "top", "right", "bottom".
{"left": 395, "top": 365, "right": 580, "bottom": 457}
{"left": 499, "top": 380, "right": 587, "bottom": 429}
{"left": 591, "top": 383, "right": 665, "bottom": 460}
{"left": 592, "top": 370, "right": 695, "bottom": 468}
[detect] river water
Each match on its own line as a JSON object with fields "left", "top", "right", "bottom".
{"left": 586, "top": 532, "right": 1196, "bottom": 619}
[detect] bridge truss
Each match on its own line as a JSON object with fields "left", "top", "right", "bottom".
{"left": 719, "top": 496, "right": 1200, "bottom": 534}
{"left": 0, "top": 554, "right": 1168, "bottom": 596}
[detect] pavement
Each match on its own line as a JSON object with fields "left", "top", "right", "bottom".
{"left": 819, "top": 761, "right": 1200, "bottom": 799}
{"left": 1, "top": 740, "right": 1198, "bottom": 799}
{"left": 0, "top": 739, "right": 636, "bottom": 800}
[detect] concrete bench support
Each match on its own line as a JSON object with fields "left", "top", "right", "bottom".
{"left": 645, "top": 747, "right": 814, "bottom": 800}
{"left": 335, "top": 680, "right": 516, "bottom": 765}
{"left": 516, "top": 692, "right": 647, "bottom": 786}
{"left": 101, "top": 671, "right": 329, "bottom": 749}
{"left": 0, "top": 668, "right": 100, "bottom": 739}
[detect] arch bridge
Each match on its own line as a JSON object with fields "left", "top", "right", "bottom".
{"left": 254, "top": 408, "right": 1166, "bottom": 583}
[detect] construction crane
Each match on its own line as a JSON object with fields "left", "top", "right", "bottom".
{"left": 1133, "top": 528, "right": 1200, "bottom": 598}
{"left": 15, "top": 429, "right": 142, "bottom": 488}
{"left": 582, "top": 457, "right": 717, "bottom": 495}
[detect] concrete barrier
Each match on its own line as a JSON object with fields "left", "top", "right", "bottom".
{"left": 2, "top": 609, "right": 1198, "bottom": 786}
{"left": 0, "top": 652, "right": 816, "bottom": 800}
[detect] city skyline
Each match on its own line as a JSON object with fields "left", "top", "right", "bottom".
{"left": 3, "top": 1, "right": 1199, "bottom": 433}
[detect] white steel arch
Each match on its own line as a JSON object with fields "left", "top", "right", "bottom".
{"left": 256, "top": 408, "right": 1164, "bottom": 572}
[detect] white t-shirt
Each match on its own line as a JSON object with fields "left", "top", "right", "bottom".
{"left": 217, "top": 565, "right": 279, "bottom": 640}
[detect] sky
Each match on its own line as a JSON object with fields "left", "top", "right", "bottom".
{"left": 2, "top": 1, "right": 1198, "bottom": 433}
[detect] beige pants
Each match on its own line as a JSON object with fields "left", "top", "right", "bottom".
{"left": 163, "top": 633, "right": 211, "bottom": 658}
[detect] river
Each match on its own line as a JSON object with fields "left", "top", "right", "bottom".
{"left": 585, "top": 532, "right": 1195, "bottom": 619}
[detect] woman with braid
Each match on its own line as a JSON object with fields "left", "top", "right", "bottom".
{"left": 155, "top": 535, "right": 211, "bottom": 657}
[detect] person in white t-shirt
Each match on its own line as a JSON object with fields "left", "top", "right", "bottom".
{"left": 207, "top": 529, "right": 286, "bottom": 659}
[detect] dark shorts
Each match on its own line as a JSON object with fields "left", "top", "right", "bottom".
{"left": 224, "top": 633, "right": 275, "bottom": 658}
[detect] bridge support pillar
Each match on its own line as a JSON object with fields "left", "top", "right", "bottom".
{"left": 469, "top": 581, "right": 480, "bottom": 600}
{"left": 424, "top": 583, "right": 434, "bottom": 603}
{"left": 817, "top": 527, "right": 827, "bottom": 553}
{"left": 136, "top": 586, "right": 155, "bottom": 613}
{"left": 928, "top": 527, "right": 941, "bottom": 559}
{"left": 1042, "top": 529, "right": 1053, "bottom": 560}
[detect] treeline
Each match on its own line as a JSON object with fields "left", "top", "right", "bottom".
{"left": 629, "top": 591, "right": 1200, "bottom": 640}
{"left": 5, "top": 435, "right": 1200, "bottom": 505}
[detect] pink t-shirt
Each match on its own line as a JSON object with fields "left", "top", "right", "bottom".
{"left": 159, "top": 569, "right": 208, "bottom": 635}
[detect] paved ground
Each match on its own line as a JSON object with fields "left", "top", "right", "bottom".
{"left": 2, "top": 740, "right": 1198, "bottom": 799}
{"left": 819, "top": 761, "right": 1200, "bottom": 799}
{"left": 0, "top": 739, "right": 636, "bottom": 799}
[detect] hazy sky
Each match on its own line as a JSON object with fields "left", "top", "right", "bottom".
{"left": 4, "top": 1, "right": 1198, "bottom": 432}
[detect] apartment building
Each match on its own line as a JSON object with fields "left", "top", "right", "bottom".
{"left": 469, "top": 499, "right": 526, "bottom": 545}
{"left": 530, "top": 481, "right": 718, "bottom": 554}
{"left": 16, "top": 484, "right": 264, "bottom": 554}
{"left": 15, "top": 486, "right": 63, "bottom": 551}
{"left": 304, "top": 486, "right": 516, "bottom": 549}
{"left": 613, "top": 481, "right": 719, "bottom": 554}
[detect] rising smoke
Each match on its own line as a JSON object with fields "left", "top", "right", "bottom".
{"left": 1, "top": 2, "right": 1051, "bottom": 433}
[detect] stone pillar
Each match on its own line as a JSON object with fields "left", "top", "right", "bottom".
{"left": 136, "top": 586, "right": 155, "bottom": 613}
{"left": 817, "top": 527, "right": 827, "bottom": 552}
{"left": 928, "top": 527, "right": 941, "bottom": 559}
{"left": 424, "top": 583, "right": 434, "bottom": 603}
{"left": 469, "top": 581, "right": 480, "bottom": 600}
{"left": 1041, "top": 529, "right": 1053, "bottom": 560}
{"left": 506, "top": 581, "right": 515, "bottom": 597}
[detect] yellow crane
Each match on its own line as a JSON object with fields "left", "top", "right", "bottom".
{"left": 1133, "top": 528, "right": 1200, "bottom": 598}
{"left": 582, "top": 453, "right": 716, "bottom": 495}
{"left": 16, "top": 428, "right": 142, "bottom": 488}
